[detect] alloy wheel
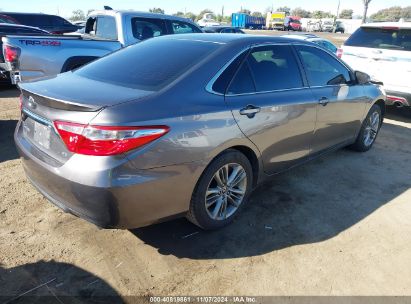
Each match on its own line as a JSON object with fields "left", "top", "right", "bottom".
{"left": 205, "top": 163, "right": 247, "bottom": 221}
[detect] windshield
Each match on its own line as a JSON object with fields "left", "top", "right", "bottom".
{"left": 345, "top": 27, "right": 411, "bottom": 51}
{"left": 75, "top": 38, "right": 221, "bottom": 91}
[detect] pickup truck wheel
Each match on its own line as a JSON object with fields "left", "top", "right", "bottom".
{"left": 350, "top": 104, "right": 382, "bottom": 152}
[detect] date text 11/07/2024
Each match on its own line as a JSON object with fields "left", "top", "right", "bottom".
{"left": 149, "top": 296, "right": 257, "bottom": 303}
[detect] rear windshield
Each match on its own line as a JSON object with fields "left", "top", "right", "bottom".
{"left": 75, "top": 38, "right": 221, "bottom": 91}
{"left": 345, "top": 27, "right": 411, "bottom": 51}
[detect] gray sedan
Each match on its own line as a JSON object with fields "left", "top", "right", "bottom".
{"left": 15, "top": 34, "right": 385, "bottom": 230}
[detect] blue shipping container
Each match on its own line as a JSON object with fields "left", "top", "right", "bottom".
{"left": 231, "top": 13, "right": 265, "bottom": 29}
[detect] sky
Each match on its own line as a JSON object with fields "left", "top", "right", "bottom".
{"left": 1, "top": 0, "right": 409, "bottom": 19}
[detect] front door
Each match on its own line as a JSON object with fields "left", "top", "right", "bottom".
{"left": 295, "top": 45, "right": 367, "bottom": 153}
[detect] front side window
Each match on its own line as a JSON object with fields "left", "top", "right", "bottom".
{"left": 131, "top": 17, "right": 166, "bottom": 40}
{"left": 314, "top": 40, "right": 337, "bottom": 53}
{"left": 170, "top": 21, "right": 201, "bottom": 34}
{"left": 95, "top": 16, "right": 117, "bottom": 40}
{"left": 296, "top": 45, "right": 351, "bottom": 87}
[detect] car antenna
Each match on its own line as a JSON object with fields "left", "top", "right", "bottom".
{"left": 104, "top": 6, "right": 113, "bottom": 10}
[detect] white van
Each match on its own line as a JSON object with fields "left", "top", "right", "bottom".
{"left": 341, "top": 22, "right": 411, "bottom": 107}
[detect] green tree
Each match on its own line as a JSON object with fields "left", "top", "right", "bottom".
{"left": 149, "top": 8, "right": 164, "bottom": 14}
{"left": 196, "top": 9, "right": 215, "bottom": 21}
{"left": 173, "top": 11, "right": 185, "bottom": 17}
{"left": 312, "top": 10, "right": 334, "bottom": 19}
{"left": 276, "top": 6, "right": 291, "bottom": 15}
{"left": 291, "top": 7, "right": 311, "bottom": 18}
{"left": 184, "top": 12, "right": 197, "bottom": 21}
{"left": 362, "top": 0, "right": 372, "bottom": 23}
{"left": 239, "top": 9, "right": 251, "bottom": 15}
{"left": 339, "top": 9, "right": 353, "bottom": 19}
{"left": 251, "top": 12, "right": 264, "bottom": 17}
{"left": 69, "top": 9, "right": 86, "bottom": 21}
{"left": 370, "top": 6, "right": 411, "bottom": 21}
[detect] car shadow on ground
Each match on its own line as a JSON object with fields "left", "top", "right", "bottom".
{"left": 385, "top": 106, "right": 411, "bottom": 123}
{"left": 0, "top": 85, "right": 19, "bottom": 98}
{"left": 0, "top": 261, "right": 124, "bottom": 303}
{"left": 131, "top": 122, "right": 411, "bottom": 259}
{"left": 0, "top": 120, "right": 19, "bottom": 163}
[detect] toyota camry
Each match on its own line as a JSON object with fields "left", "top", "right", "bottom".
{"left": 15, "top": 34, "right": 386, "bottom": 230}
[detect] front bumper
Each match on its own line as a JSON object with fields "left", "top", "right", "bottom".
{"left": 15, "top": 121, "right": 205, "bottom": 229}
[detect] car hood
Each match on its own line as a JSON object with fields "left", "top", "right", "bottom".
{"left": 18, "top": 72, "right": 154, "bottom": 111}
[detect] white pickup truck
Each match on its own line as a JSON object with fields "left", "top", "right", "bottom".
{"left": 1, "top": 9, "right": 202, "bottom": 83}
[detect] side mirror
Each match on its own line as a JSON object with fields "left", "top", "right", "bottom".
{"left": 355, "top": 70, "right": 370, "bottom": 85}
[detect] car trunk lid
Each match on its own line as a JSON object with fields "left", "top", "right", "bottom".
{"left": 17, "top": 74, "right": 154, "bottom": 166}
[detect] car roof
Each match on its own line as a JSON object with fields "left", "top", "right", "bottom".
{"left": 0, "top": 22, "right": 49, "bottom": 32}
{"left": 88, "top": 9, "right": 197, "bottom": 24}
{"left": 157, "top": 33, "right": 314, "bottom": 45}
{"left": 280, "top": 33, "right": 319, "bottom": 40}
{"left": 361, "top": 22, "right": 411, "bottom": 29}
{"left": 1, "top": 12, "right": 56, "bottom": 16}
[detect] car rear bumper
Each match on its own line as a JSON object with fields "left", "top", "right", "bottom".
{"left": 15, "top": 120, "right": 205, "bottom": 229}
{"left": 385, "top": 90, "right": 411, "bottom": 107}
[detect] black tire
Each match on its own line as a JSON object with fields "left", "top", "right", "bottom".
{"left": 187, "top": 149, "right": 253, "bottom": 230}
{"left": 350, "top": 104, "right": 382, "bottom": 152}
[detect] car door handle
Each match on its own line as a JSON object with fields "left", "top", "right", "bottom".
{"left": 239, "top": 105, "right": 261, "bottom": 118}
{"left": 318, "top": 97, "right": 329, "bottom": 106}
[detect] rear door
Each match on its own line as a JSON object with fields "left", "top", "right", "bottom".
{"left": 225, "top": 44, "right": 317, "bottom": 174}
{"left": 295, "top": 44, "right": 367, "bottom": 153}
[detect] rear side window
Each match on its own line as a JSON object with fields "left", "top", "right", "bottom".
{"left": 131, "top": 17, "right": 166, "bottom": 40}
{"left": 296, "top": 45, "right": 351, "bottom": 87}
{"left": 95, "top": 16, "right": 117, "bottom": 40}
{"left": 212, "top": 50, "right": 248, "bottom": 94}
{"left": 345, "top": 27, "right": 411, "bottom": 51}
{"left": 76, "top": 38, "right": 220, "bottom": 91}
{"left": 247, "top": 45, "right": 303, "bottom": 92}
{"left": 170, "top": 21, "right": 201, "bottom": 34}
{"left": 227, "top": 62, "right": 255, "bottom": 94}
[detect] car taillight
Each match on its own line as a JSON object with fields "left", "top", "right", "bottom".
{"left": 4, "top": 45, "right": 21, "bottom": 62}
{"left": 336, "top": 48, "right": 343, "bottom": 58}
{"left": 54, "top": 121, "right": 170, "bottom": 156}
{"left": 19, "top": 94, "right": 23, "bottom": 111}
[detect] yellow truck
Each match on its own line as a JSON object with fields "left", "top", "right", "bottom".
{"left": 266, "top": 12, "right": 286, "bottom": 30}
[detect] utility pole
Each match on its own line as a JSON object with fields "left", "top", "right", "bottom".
{"left": 335, "top": 0, "right": 340, "bottom": 25}
{"left": 222, "top": 5, "right": 224, "bottom": 18}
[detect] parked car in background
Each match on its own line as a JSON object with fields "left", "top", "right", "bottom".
{"left": 321, "top": 19, "right": 334, "bottom": 32}
{"left": 203, "top": 26, "right": 244, "bottom": 34}
{"left": 0, "top": 12, "right": 79, "bottom": 34}
{"left": 0, "top": 14, "right": 20, "bottom": 24}
{"left": 15, "top": 34, "right": 385, "bottom": 230}
{"left": 334, "top": 21, "right": 345, "bottom": 33}
{"left": 284, "top": 16, "right": 302, "bottom": 31}
{"left": 341, "top": 22, "right": 411, "bottom": 107}
{"left": 0, "top": 23, "right": 50, "bottom": 85}
{"left": 2, "top": 9, "right": 202, "bottom": 84}
{"left": 283, "top": 33, "right": 338, "bottom": 54}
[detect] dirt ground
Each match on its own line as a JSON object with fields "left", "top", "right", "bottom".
{"left": 1, "top": 81, "right": 411, "bottom": 300}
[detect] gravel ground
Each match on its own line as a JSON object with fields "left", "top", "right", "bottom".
{"left": 1, "top": 83, "right": 411, "bottom": 300}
